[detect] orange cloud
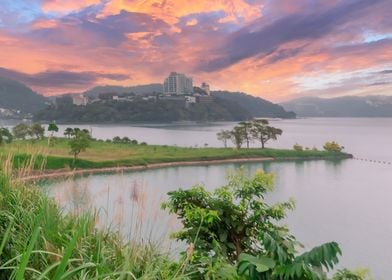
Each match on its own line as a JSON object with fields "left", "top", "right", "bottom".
{"left": 186, "top": 18, "right": 198, "bottom": 26}
{"left": 99, "top": 0, "right": 262, "bottom": 26}
{"left": 31, "top": 19, "right": 59, "bottom": 29}
{"left": 42, "top": 0, "right": 101, "bottom": 14}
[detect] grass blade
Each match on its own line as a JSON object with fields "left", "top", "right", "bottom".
{"left": 53, "top": 221, "right": 85, "bottom": 280}
{"left": 15, "top": 224, "right": 41, "bottom": 280}
{"left": 0, "top": 216, "right": 15, "bottom": 257}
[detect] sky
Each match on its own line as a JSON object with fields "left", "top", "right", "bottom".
{"left": 0, "top": 0, "right": 391, "bottom": 101}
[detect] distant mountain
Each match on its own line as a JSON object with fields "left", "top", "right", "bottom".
{"left": 0, "top": 76, "right": 47, "bottom": 114}
{"left": 212, "top": 91, "right": 296, "bottom": 119}
{"left": 84, "top": 84, "right": 163, "bottom": 98}
{"left": 281, "top": 96, "right": 392, "bottom": 117}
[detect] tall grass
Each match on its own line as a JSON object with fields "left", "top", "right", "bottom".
{"left": 0, "top": 157, "right": 188, "bottom": 279}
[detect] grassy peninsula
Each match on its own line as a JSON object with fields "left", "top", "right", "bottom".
{"left": 0, "top": 138, "right": 351, "bottom": 172}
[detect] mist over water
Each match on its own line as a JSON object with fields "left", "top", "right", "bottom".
{"left": 40, "top": 118, "right": 392, "bottom": 279}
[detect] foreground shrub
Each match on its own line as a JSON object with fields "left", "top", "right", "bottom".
{"left": 163, "top": 169, "right": 365, "bottom": 279}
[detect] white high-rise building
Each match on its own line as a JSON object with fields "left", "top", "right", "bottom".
{"left": 164, "top": 72, "right": 193, "bottom": 95}
{"left": 201, "top": 82, "right": 210, "bottom": 95}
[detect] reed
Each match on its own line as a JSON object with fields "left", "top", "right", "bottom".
{"left": 0, "top": 154, "right": 188, "bottom": 279}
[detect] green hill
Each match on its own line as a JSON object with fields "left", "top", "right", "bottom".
{"left": 212, "top": 91, "right": 296, "bottom": 119}
{"left": 0, "top": 76, "right": 47, "bottom": 114}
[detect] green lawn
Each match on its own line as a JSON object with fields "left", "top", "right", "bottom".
{"left": 0, "top": 138, "right": 352, "bottom": 170}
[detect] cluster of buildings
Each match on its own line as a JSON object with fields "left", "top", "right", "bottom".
{"left": 71, "top": 72, "right": 213, "bottom": 107}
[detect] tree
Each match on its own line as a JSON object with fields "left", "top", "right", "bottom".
{"left": 47, "top": 121, "right": 59, "bottom": 145}
{"left": 238, "top": 121, "right": 253, "bottom": 148}
{"left": 216, "top": 130, "right": 231, "bottom": 148}
{"left": 0, "top": 127, "right": 13, "bottom": 144}
{"left": 64, "top": 127, "right": 74, "bottom": 138}
{"left": 293, "top": 143, "right": 303, "bottom": 151}
{"left": 12, "top": 123, "right": 30, "bottom": 140}
{"left": 323, "top": 141, "right": 344, "bottom": 152}
{"left": 69, "top": 130, "right": 90, "bottom": 164}
{"left": 230, "top": 126, "right": 245, "bottom": 149}
{"left": 163, "top": 170, "right": 344, "bottom": 279}
{"left": 251, "top": 119, "right": 282, "bottom": 149}
{"left": 30, "top": 123, "right": 45, "bottom": 140}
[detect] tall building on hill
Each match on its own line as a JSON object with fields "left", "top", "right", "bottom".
{"left": 163, "top": 72, "right": 193, "bottom": 95}
{"left": 201, "top": 82, "right": 210, "bottom": 95}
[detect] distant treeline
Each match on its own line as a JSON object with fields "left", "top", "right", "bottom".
{"left": 34, "top": 91, "right": 295, "bottom": 123}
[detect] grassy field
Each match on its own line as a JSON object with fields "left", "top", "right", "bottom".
{"left": 0, "top": 138, "right": 352, "bottom": 170}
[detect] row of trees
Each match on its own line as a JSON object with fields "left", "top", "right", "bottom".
{"left": 217, "top": 119, "right": 283, "bottom": 149}
{"left": 0, "top": 123, "right": 46, "bottom": 145}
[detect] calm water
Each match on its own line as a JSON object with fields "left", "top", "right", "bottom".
{"left": 37, "top": 118, "right": 392, "bottom": 279}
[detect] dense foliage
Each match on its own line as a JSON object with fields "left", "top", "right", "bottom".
{"left": 34, "top": 98, "right": 252, "bottom": 123}
{"left": 163, "top": 170, "right": 366, "bottom": 280}
{"left": 12, "top": 123, "right": 45, "bottom": 141}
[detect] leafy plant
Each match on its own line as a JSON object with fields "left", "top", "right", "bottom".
{"left": 68, "top": 130, "right": 91, "bottom": 164}
{"left": 163, "top": 170, "right": 346, "bottom": 279}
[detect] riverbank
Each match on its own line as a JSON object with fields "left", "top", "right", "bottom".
{"left": 0, "top": 138, "right": 352, "bottom": 179}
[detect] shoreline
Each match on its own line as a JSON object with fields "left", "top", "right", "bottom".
{"left": 18, "top": 155, "right": 351, "bottom": 182}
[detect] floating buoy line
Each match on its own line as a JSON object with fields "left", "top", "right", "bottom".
{"left": 353, "top": 157, "right": 392, "bottom": 165}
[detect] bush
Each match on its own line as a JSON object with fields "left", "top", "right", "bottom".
{"left": 293, "top": 143, "right": 303, "bottom": 151}
{"left": 323, "top": 141, "right": 344, "bottom": 152}
{"left": 162, "top": 170, "right": 352, "bottom": 279}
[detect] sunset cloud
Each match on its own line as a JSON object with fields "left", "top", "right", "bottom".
{"left": 41, "top": 0, "right": 101, "bottom": 14}
{"left": 0, "top": 0, "right": 391, "bottom": 100}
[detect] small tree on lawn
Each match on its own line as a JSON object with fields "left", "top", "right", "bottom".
{"left": 30, "top": 123, "right": 45, "bottom": 140}
{"left": 47, "top": 121, "right": 59, "bottom": 146}
{"left": 12, "top": 123, "right": 30, "bottom": 140}
{"left": 323, "top": 141, "right": 344, "bottom": 152}
{"left": 216, "top": 130, "right": 232, "bottom": 148}
{"left": 64, "top": 127, "right": 74, "bottom": 138}
{"left": 69, "top": 130, "right": 90, "bottom": 164}
{"left": 251, "top": 119, "right": 282, "bottom": 149}
{"left": 0, "top": 127, "right": 13, "bottom": 144}
{"left": 230, "top": 126, "right": 245, "bottom": 149}
{"left": 238, "top": 121, "right": 253, "bottom": 148}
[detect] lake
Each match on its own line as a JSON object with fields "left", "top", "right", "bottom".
{"left": 35, "top": 118, "right": 392, "bottom": 279}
